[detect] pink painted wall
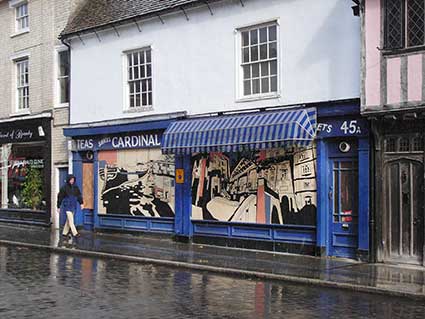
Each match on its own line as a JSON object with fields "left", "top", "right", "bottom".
{"left": 408, "top": 54, "right": 422, "bottom": 101}
{"left": 364, "top": 0, "right": 381, "bottom": 107}
{"left": 387, "top": 57, "right": 401, "bottom": 104}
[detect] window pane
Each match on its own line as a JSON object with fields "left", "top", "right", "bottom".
{"left": 59, "top": 78, "right": 69, "bottom": 104}
{"left": 242, "top": 47, "right": 249, "bottom": 63}
{"left": 142, "top": 93, "right": 147, "bottom": 106}
{"left": 146, "top": 50, "right": 151, "bottom": 63}
{"left": 260, "top": 62, "right": 269, "bottom": 76}
{"left": 260, "top": 44, "right": 267, "bottom": 60}
{"left": 148, "top": 92, "right": 152, "bottom": 105}
{"left": 130, "top": 94, "right": 134, "bottom": 107}
{"left": 135, "top": 94, "right": 141, "bottom": 107}
{"left": 59, "top": 51, "right": 70, "bottom": 76}
{"left": 334, "top": 170, "right": 339, "bottom": 222}
{"left": 147, "top": 64, "right": 152, "bottom": 77}
{"left": 252, "top": 79, "right": 260, "bottom": 94}
{"left": 133, "top": 52, "right": 139, "bottom": 65}
{"left": 251, "top": 46, "right": 258, "bottom": 61}
{"left": 385, "top": 0, "right": 404, "bottom": 49}
{"left": 261, "top": 77, "right": 269, "bottom": 93}
{"left": 243, "top": 65, "right": 251, "bottom": 79}
{"left": 147, "top": 79, "right": 152, "bottom": 91}
{"left": 244, "top": 80, "right": 251, "bottom": 95}
{"left": 252, "top": 63, "right": 259, "bottom": 78}
{"left": 270, "top": 60, "right": 277, "bottom": 75}
{"left": 385, "top": 137, "right": 396, "bottom": 152}
{"left": 340, "top": 170, "right": 355, "bottom": 219}
{"left": 399, "top": 137, "right": 410, "bottom": 152}
{"left": 141, "top": 80, "right": 147, "bottom": 92}
{"left": 141, "top": 65, "right": 145, "bottom": 78}
{"left": 259, "top": 27, "right": 268, "bottom": 43}
{"left": 270, "top": 76, "right": 277, "bottom": 92}
{"left": 135, "top": 81, "right": 140, "bottom": 94}
{"left": 407, "top": 0, "right": 425, "bottom": 47}
{"left": 269, "top": 25, "right": 277, "bottom": 41}
{"left": 250, "top": 29, "right": 258, "bottom": 45}
{"left": 413, "top": 136, "right": 423, "bottom": 151}
{"left": 134, "top": 66, "right": 139, "bottom": 79}
{"left": 242, "top": 31, "right": 249, "bottom": 46}
{"left": 269, "top": 42, "right": 277, "bottom": 58}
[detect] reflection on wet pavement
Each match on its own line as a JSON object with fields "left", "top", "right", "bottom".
{"left": 0, "top": 246, "right": 423, "bottom": 319}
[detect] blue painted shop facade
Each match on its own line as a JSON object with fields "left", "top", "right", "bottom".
{"left": 64, "top": 100, "right": 370, "bottom": 260}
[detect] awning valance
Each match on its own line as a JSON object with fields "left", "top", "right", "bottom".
{"left": 161, "top": 107, "right": 316, "bottom": 154}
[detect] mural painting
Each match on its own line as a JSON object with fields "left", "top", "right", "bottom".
{"left": 98, "top": 149, "right": 175, "bottom": 217}
{"left": 191, "top": 147, "right": 317, "bottom": 225}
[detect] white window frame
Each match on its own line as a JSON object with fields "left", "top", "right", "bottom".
{"left": 54, "top": 46, "right": 70, "bottom": 108}
{"left": 235, "top": 20, "right": 281, "bottom": 102}
{"left": 122, "top": 46, "right": 153, "bottom": 112}
{"left": 9, "top": 0, "right": 29, "bottom": 36}
{"left": 14, "top": 57, "right": 30, "bottom": 113}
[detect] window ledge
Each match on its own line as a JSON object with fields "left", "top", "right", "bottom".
{"left": 236, "top": 92, "right": 280, "bottom": 103}
{"left": 9, "top": 110, "right": 31, "bottom": 117}
{"left": 123, "top": 106, "right": 153, "bottom": 114}
{"left": 54, "top": 103, "right": 69, "bottom": 109}
{"left": 10, "top": 29, "right": 30, "bottom": 38}
{"left": 382, "top": 45, "right": 425, "bottom": 57}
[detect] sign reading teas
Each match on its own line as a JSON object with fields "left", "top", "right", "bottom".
{"left": 76, "top": 132, "right": 162, "bottom": 151}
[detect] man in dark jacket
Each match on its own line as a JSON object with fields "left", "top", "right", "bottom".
{"left": 57, "top": 174, "right": 83, "bottom": 237}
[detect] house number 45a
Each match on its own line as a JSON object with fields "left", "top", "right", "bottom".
{"left": 340, "top": 120, "right": 361, "bottom": 135}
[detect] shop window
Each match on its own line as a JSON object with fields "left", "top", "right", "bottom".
{"left": 385, "top": 0, "right": 425, "bottom": 50}
{"left": 238, "top": 21, "right": 279, "bottom": 98}
{"left": 399, "top": 137, "right": 410, "bottom": 152}
{"left": 7, "top": 144, "right": 46, "bottom": 211}
{"left": 125, "top": 48, "right": 152, "bottom": 110}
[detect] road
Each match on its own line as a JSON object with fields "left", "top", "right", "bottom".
{"left": 0, "top": 246, "right": 423, "bottom": 319}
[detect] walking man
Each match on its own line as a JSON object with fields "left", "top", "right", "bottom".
{"left": 57, "top": 174, "right": 84, "bottom": 238}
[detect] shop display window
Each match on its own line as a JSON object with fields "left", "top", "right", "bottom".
{"left": 7, "top": 143, "right": 46, "bottom": 211}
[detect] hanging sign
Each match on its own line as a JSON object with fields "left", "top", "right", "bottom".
{"left": 316, "top": 118, "right": 368, "bottom": 138}
{"left": 75, "top": 132, "right": 162, "bottom": 151}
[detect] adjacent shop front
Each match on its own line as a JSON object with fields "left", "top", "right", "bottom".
{"left": 0, "top": 115, "right": 52, "bottom": 225}
{"left": 63, "top": 118, "right": 178, "bottom": 233}
{"left": 162, "top": 101, "right": 370, "bottom": 260}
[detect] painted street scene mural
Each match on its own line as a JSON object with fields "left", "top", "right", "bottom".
{"left": 191, "top": 147, "right": 317, "bottom": 225}
{"left": 98, "top": 149, "right": 175, "bottom": 217}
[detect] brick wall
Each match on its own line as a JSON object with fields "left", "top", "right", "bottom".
{"left": 0, "top": 0, "right": 87, "bottom": 226}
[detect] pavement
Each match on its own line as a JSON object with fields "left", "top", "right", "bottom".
{"left": 0, "top": 223, "right": 424, "bottom": 299}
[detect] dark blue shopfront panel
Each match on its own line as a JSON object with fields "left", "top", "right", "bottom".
{"left": 316, "top": 111, "right": 370, "bottom": 259}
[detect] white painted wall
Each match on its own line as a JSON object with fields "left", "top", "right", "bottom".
{"left": 69, "top": 0, "right": 360, "bottom": 124}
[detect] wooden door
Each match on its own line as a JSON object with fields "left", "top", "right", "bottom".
{"left": 384, "top": 159, "right": 424, "bottom": 265}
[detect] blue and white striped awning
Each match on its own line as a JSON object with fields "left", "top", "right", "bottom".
{"left": 162, "top": 107, "right": 316, "bottom": 154}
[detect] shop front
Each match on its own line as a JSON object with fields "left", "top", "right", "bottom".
{"left": 0, "top": 115, "right": 52, "bottom": 225}
{"left": 163, "top": 102, "right": 370, "bottom": 259}
{"left": 64, "top": 118, "right": 177, "bottom": 233}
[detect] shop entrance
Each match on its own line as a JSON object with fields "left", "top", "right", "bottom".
{"left": 328, "top": 141, "right": 359, "bottom": 258}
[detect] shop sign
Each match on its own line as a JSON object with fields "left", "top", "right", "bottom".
{"left": 0, "top": 124, "right": 46, "bottom": 144}
{"left": 75, "top": 132, "right": 162, "bottom": 151}
{"left": 316, "top": 118, "right": 368, "bottom": 138}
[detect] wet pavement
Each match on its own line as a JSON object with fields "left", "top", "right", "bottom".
{"left": 0, "top": 223, "right": 424, "bottom": 298}
{"left": 0, "top": 245, "right": 424, "bottom": 319}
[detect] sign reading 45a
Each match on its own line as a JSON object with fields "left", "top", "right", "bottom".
{"left": 340, "top": 120, "right": 362, "bottom": 135}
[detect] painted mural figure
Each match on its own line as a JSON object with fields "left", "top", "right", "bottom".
{"left": 98, "top": 149, "right": 175, "bottom": 217}
{"left": 191, "top": 147, "right": 317, "bottom": 225}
